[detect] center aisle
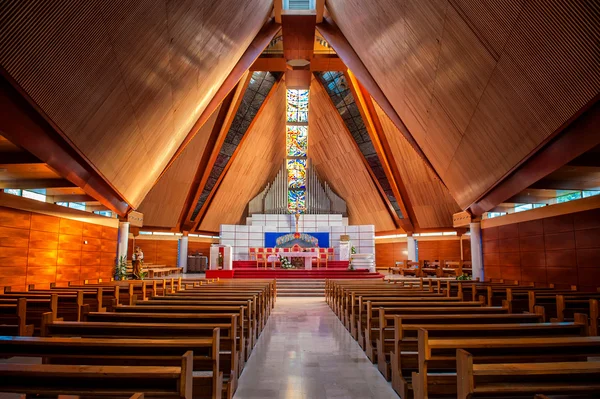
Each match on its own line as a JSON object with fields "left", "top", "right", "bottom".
{"left": 234, "top": 297, "right": 398, "bottom": 399}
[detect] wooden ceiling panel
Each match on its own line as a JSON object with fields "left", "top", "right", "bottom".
{"left": 198, "top": 83, "right": 287, "bottom": 232}
{"left": 0, "top": 0, "right": 273, "bottom": 208}
{"left": 0, "top": 164, "right": 61, "bottom": 182}
{"left": 309, "top": 78, "right": 396, "bottom": 232}
{"left": 326, "top": 0, "right": 600, "bottom": 210}
{"left": 138, "top": 105, "right": 222, "bottom": 228}
{"left": 373, "top": 101, "right": 460, "bottom": 228}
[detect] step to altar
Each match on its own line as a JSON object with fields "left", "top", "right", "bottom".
{"left": 231, "top": 268, "right": 384, "bottom": 280}
{"left": 276, "top": 279, "right": 326, "bottom": 297}
{"left": 233, "top": 260, "right": 351, "bottom": 269}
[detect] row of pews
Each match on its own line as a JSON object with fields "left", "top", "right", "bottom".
{"left": 326, "top": 278, "right": 600, "bottom": 398}
{"left": 391, "top": 260, "right": 472, "bottom": 278}
{"left": 0, "top": 277, "right": 276, "bottom": 398}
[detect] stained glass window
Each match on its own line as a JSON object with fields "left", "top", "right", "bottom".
{"left": 287, "top": 159, "right": 307, "bottom": 190}
{"left": 286, "top": 89, "right": 309, "bottom": 123}
{"left": 286, "top": 125, "right": 308, "bottom": 157}
{"left": 288, "top": 189, "right": 306, "bottom": 210}
{"left": 286, "top": 88, "right": 309, "bottom": 213}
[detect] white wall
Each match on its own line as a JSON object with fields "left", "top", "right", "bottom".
{"left": 220, "top": 214, "right": 374, "bottom": 261}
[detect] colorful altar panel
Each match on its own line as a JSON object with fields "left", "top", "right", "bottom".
{"left": 286, "top": 125, "right": 308, "bottom": 157}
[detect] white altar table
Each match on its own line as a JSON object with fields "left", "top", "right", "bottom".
{"left": 278, "top": 252, "right": 319, "bottom": 270}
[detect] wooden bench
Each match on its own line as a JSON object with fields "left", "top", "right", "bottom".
{"left": 413, "top": 330, "right": 599, "bottom": 399}
{"left": 0, "top": 351, "right": 193, "bottom": 398}
{"left": 40, "top": 316, "right": 239, "bottom": 398}
{"left": 0, "top": 298, "right": 33, "bottom": 336}
{"left": 456, "top": 349, "right": 600, "bottom": 399}
{"left": 377, "top": 312, "right": 544, "bottom": 382}
{"left": 0, "top": 332, "right": 220, "bottom": 399}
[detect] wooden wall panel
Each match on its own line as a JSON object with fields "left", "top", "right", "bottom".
{"left": 309, "top": 77, "right": 396, "bottom": 232}
{"left": 139, "top": 106, "right": 222, "bottom": 228}
{"left": 0, "top": 206, "right": 118, "bottom": 289}
{"left": 373, "top": 101, "right": 460, "bottom": 228}
{"left": 482, "top": 208, "right": 600, "bottom": 290}
{"left": 199, "top": 82, "right": 287, "bottom": 232}
{"left": 0, "top": 0, "right": 273, "bottom": 207}
{"left": 376, "top": 238, "right": 468, "bottom": 267}
{"left": 326, "top": 0, "right": 600, "bottom": 209}
{"left": 375, "top": 242, "right": 408, "bottom": 268}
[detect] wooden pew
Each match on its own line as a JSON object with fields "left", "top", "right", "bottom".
{"left": 0, "top": 295, "right": 58, "bottom": 334}
{"left": 0, "top": 351, "right": 193, "bottom": 398}
{"left": 12, "top": 286, "right": 107, "bottom": 312}
{"left": 85, "top": 311, "right": 247, "bottom": 374}
{"left": 141, "top": 297, "right": 259, "bottom": 346}
{"left": 0, "top": 298, "right": 33, "bottom": 336}
{"left": 0, "top": 332, "right": 221, "bottom": 399}
{"left": 0, "top": 291, "right": 86, "bottom": 322}
{"left": 413, "top": 330, "right": 599, "bottom": 399}
{"left": 40, "top": 315, "right": 239, "bottom": 398}
{"left": 456, "top": 349, "right": 600, "bottom": 399}
{"left": 378, "top": 312, "right": 544, "bottom": 382}
{"left": 361, "top": 301, "right": 489, "bottom": 358}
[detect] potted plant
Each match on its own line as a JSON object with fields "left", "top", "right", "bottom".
{"left": 456, "top": 273, "right": 472, "bottom": 281}
{"left": 114, "top": 256, "right": 128, "bottom": 281}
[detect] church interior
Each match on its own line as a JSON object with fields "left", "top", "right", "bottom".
{"left": 0, "top": 0, "right": 599, "bottom": 398}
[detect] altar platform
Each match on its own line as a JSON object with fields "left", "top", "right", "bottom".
{"left": 223, "top": 261, "right": 384, "bottom": 279}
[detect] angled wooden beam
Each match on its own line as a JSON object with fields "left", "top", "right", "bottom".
{"left": 0, "top": 152, "right": 41, "bottom": 164}
{"left": 344, "top": 70, "right": 414, "bottom": 232}
{"left": 192, "top": 77, "right": 285, "bottom": 232}
{"left": 48, "top": 194, "right": 96, "bottom": 203}
{"left": 157, "top": 18, "right": 282, "bottom": 182}
{"left": 274, "top": 0, "right": 282, "bottom": 23}
{"left": 0, "top": 73, "right": 130, "bottom": 215}
{"left": 177, "top": 88, "right": 238, "bottom": 231}
{"left": 0, "top": 179, "right": 75, "bottom": 190}
{"left": 316, "top": 17, "right": 444, "bottom": 183}
{"left": 315, "top": 0, "right": 325, "bottom": 23}
{"left": 313, "top": 74, "right": 406, "bottom": 231}
{"left": 469, "top": 98, "right": 600, "bottom": 215}
{"left": 180, "top": 74, "right": 251, "bottom": 231}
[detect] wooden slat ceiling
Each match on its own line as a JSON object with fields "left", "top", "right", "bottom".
{"left": 137, "top": 105, "right": 222, "bottom": 228}
{"left": 308, "top": 76, "right": 396, "bottom": 232}
{"left": 0, "top": 0, "right": 273, "bottom": 208}
{"left": 372, "top": 101, "right": 461, "bottom": 229}
{"left": 326, "top": 0, "right": 600, "bottom": 209}
{"left": 198, "top": 81, "right": 287, "bottom": 232}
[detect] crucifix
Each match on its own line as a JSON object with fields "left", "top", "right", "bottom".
{"left": 290, "top": 197, "right": 305, "bottom": 238}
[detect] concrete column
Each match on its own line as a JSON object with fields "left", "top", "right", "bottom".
{"left": 470, "top": 222, "right": 484, "bottom": 281}
{"left": 407, "top": 235, "right": 417, "bottom": 261}
{"left": 178, "top": 233, "right": 189, "bottom": 273}
{"left": 117, "top": 222, "right": 130, "bottom": 262}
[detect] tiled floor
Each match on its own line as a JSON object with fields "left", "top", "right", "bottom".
{"left": 234, "top": 297, "right": 399, "bottom": 399}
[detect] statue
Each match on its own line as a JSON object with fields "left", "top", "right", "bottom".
{"left": 132, "top": 246, "right": 144, "bottom": 279}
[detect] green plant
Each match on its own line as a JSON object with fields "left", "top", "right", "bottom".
{"left": 114, "top": 256, "right": 128, "bottom": 281}
{"left": 351, "top": 246, "right": 356, "bottom": 254}
{"left": 218, "top": 252, "right": 224, "bottom": 268}
{"left": 456, "top": 273, "right": 472, "bottom": 281}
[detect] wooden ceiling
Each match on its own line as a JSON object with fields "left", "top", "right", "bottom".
{"left": 0, "top": 0, "right": 274, "bottom": 208}
{"left": 325, "top": 0, "right": 600, "bottom": 210}
{"left": 137, "top": 105, "right": 222, "bottom": 228}
{"left": 308, "top": 76, "right": 396, "bottom": 231}
{"left": 198, "top": 81, "right": 287, "bottom": 232}
{"left": 373, "top": 101, "right": 461, "bottom": 228}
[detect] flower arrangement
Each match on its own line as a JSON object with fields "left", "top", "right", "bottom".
{"left": 456, "top": 273, "right": 472, "bottom": 281}
{"left": 351, "top": 245, "right": 357, "bottom": 254}
{"left": 279, "top": 255, "right": 295, "bottom": 269}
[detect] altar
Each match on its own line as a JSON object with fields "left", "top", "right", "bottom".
{"left": 277, "top": 251, "right": 318, "bottom": 270}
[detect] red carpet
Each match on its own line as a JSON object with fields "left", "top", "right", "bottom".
{"left": 230, "top": 260, "right": 383, "bottom": 279}
{"left": 233, "top": 260, "right": 351, "bottom": 269}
